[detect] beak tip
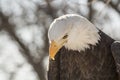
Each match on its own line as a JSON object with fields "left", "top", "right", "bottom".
{"left": 52, "top": 58, "right": 55, "bottom": 60}
{"left": 50, "top": 57, "right": 55, "bottom": 60}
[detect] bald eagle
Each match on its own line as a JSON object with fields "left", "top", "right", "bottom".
{"left": 47, "top": 14, "right": 120, "bottom": 80}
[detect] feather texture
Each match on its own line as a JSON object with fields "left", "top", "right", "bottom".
{"left": 48, "top": 30, "right": 118, "bottom": 80}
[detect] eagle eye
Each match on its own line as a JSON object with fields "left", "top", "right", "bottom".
{"left": 62, "top": 34, "right": 68, "bottom": 39}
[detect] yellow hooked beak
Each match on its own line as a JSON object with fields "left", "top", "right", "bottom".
{"left": 49, "top": 39, "right": 67, "bottom": 60}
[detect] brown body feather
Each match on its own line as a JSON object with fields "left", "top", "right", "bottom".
{"left": 48, "top": 30, "right": 118, "bottom": 80}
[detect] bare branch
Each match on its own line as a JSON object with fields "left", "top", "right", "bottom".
{"left": 0, "top": 12, "right": 46, "bottom": 80}
{"left": 102, "top": 0, "right": 120, "bottom": 14}
{"left": 88, "top": 0, "right": 94, "bottom": 21}
{"left": 109, "top": 1, "right": 120, "bottom": 13}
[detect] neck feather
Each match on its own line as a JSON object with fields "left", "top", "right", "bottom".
{"left": 64, "top": 21, "right": 100, "bottom": 52}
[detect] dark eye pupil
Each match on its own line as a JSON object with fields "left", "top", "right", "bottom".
{"left": 63, "top": 35, "right": 68, "bottom": 39}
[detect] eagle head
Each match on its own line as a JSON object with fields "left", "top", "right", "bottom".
{"left": 48, "top": 14, "right": 100, "bottom": 60}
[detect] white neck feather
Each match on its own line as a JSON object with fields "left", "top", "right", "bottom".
{"left": 64, "top": 19, "right": 100, "bottom": 51}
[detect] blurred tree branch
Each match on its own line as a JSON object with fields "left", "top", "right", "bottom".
{"left": 0, "top": 1, "right": 58, "bottom": 80}
{"left": 36, "top": 0, "right": 57, "bottom": 19}
{"left": 0, "top": 12, "right": 46, "bottom": 80}
{"left": 45, "top": 0, "right": 57, "bottom": 18}
{"left": 102, "top": 0, "right": 120, "bottom": 14}
{"left": 88, "top": 0, "right": 94, "bottom": 21}
{"left": 109, "top": 1, "right": 120, "bottom": 14}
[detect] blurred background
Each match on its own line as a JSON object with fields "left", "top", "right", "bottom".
{"left": 0, "top": 0, "right": 120, "bottom": 80}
